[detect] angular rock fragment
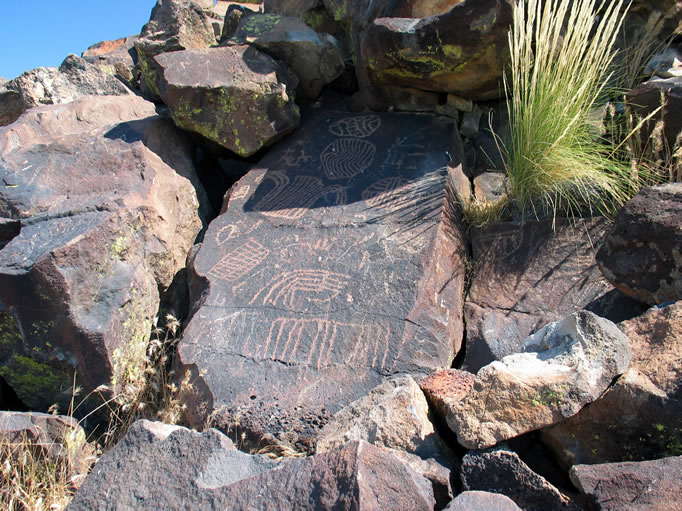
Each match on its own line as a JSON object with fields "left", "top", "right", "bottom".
{"left": 444, "top": 491, "right": 522, "bottom": 511}
{"left": 228, "top": 14, "right": 345, "bottom": 99}
{"left": 155, "top": 45, "right": 300, "bottom": 156}
{"left": 0, "top": 96, "right": 204, "bottom": 413}
{"left": 419, "top": 369, "right": 475, "bottom": 420}
{"left": 316, "top": 375, "right": 447, "bottom": 458}
{"left": 176, "top": 108, "right": 466, "bottom": 450}
{"left": 542, "top": 301, "right": 682, "bottom": 466}
{"left": 463, "top": 218, "right": 640, "bottom": 372}
{"left": 360, "top": 1, "right": 514, "bottom": 100}
{"left": 135, "top": 0, "right": 218, "bottom": 99}
{"left": 597, "top": 183, "right": 682, "bottom": 305}
{"left": 82, "top": 35, "right": 139, "bottom": 86}
{"left": 0, "top": 54, "right": 131, "bottom": 127}
{"left": 460, "top": 447, "right": 575, "bottom": 511}
{"left": 69, "top": 420, "right": 436, "bottom": 510}
{"left": 570, "top": 456, "right": 682, "bottom": 511}
{"left": 447, "top": 311, "right": 631, "bottom": 449}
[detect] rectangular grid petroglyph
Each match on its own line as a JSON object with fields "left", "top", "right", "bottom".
{"left": 208, "top": 238, "right": 270, "bottom": 282}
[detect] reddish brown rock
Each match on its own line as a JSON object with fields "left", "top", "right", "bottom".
{"left": 82, "top": 35, "right": 139, "bottom": 86}
{"left": 570, "top": 456, "right": 682, "bottom": 511}
{"left": 176, "top": 107, "right": 466, "bottom": 450}
{"left": 542, "top": 301, "right": 682, "bottom": 467}
{"left": 0, "top": 54, "right": 131, "bottom": 127}
{"left": 419, "top": 369, "right": 475, "bottom": 419}
{"left": 463, "top": 218, "right": 644, "bottom": 373}
{"left": 359, "top": 1, "right": 513, "bottom": 100}
{"left": 135, "top": 0, "right": 218, "bottom": 99}
{"left": 155, "top": 45, "right": 300, "bottom": 156}
{"left": 597, "top": 183, "right": 682, "bottom": 306}
{"left": 0, "top": 96, "right": 204, "bottom": 413}
{"left": 69, "top": 420, "right": 436, "bottom": 510}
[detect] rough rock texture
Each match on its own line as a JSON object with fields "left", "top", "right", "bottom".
{"left": 69, "top": 420, "right": 436, "bottom": 510}
{"left": 0, "top": 54, "right": 131, "bottom": 127}
{"left": 0, "top": 411, "right": 95, "bottom": 477}
{"left": 315, "top": 375, "right": 446, "bottom": 458}
{"left": 221, "top": 3, "right": 258, "bottom": 42}
{"left": 463, "top": 218, "right": 642, "bottom": 373}
{"left": 0, "top": 96, "right": 204, "bottom": 413}
{"left": 264, "top": 0, "right": 321, "bottom": 16}
{"left": 82, "top": 35, "right": 139, "bottom": 86}
{"left": 176, "top": 107, "right": 466, "bottom": 451}
{"left": 447, "top": 311, "right": 631, "bottom": 450}
{"left": 570, "top": 456, "right": 682, "bottom": 511}
{"left": 445, "top": 491, "right": 522, "bottom": 511}
{"left": 460, "top": 447, "right": 574, "bottom": 511}
{"left": 597, "top": 183, "right": 682, "bottom": 305}
{"left": 155, "top": 45, "right": 300, "bottom": 156}
{"left": 542, "top": 301, "right": 682, "bottom": 467}
{"left": 359, "top": 1, "right": 513, "bottom": 100}
{"left": 419, "top": 369, "right": 475, "bottom": 420}
{"left": 135, "top": 0, "right": 218, "bottom": 99}
{"left": 228, "top": 14, "right": 345, "bottom": 99}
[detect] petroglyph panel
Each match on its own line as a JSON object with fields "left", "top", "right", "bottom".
{"left": 261, "top": 317, "right": 391, "bottom": 370}
{"left": 321, "top": 139, "right": 376, "bottom": 180}
{"left": 208, "top": 238, "right": 270, "bottom": 282}
{"left": 250, "top": 270, "right": 351, "bottom": 311}
{"left": 253, "top": 170, "right": 347, "bottom": 219}
{"left": 328, "top": 115, "right": 381, "bottom": 138}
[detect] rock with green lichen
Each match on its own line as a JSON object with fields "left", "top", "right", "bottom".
{"left": 154, "top": 45, "right": 300, "bottom": 157}
{"left": 359, "top": 0, "right": 513, "bottom": 100}
{"left": 0, "top": 95, "right": 205, "bottom": 415}
{"left": 134, "top": 0, "right": 217, "bottom": 101}
{"left": 227, "top": 14, "right": 344, "bottom": 99}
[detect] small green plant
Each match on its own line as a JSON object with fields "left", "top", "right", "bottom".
{"left": 504, "top": 0, "right": 636, "bottom": 220}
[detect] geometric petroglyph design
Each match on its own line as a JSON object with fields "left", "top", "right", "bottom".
{"left": 254, "top": 170, "right": 347, "bottom": 219}
{"left": 362, "top": 176, "right": 410, "bottom": 211}
{"left": 328, "top": 115, "right": 381, "bottom": 138}
{"left": 321, "top": 138, "right": 376, "bottom": 180}
{"left": 278, "top": 146, "right": 313, "bottom": 168}
{"left": 382, "top": 136, "right": 427, "bottom": 172}
{"left": 249, "top": 270, "right": 351, "bottom": 310}
{"left": 208, "top": 237, "right": 270, "bottom": 282}
{"left": 259, "top": 317, "right": 391, "bottom": 370}
{"left": 215, "top": 224, "right": 240, "bottom": 246}
{"left": 231, "top": 184, "right": 251, "bottom": 201}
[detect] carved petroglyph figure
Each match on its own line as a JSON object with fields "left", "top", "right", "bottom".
{"left": 231, "top": 184, "right": 251, "bottom": 201}
{"left": 250, "top": 270, "right": 351, "bottom": 310}
{"left": 261, "top": 318, "right": 391, "bottom": 370}
{"left": 254, "top": 170, "right": 347, "bottom": 219}
{"left": 321, "top": 138, "right": 376, "bottom": 180}
{"left": 362, "top": 177, "right": 409, "bottom": 211}
{"left": 328, "top": 115, "right": 381, "bottom": 138}
{"left": 208, "top": 237, "right": 270, "bottom": 282}
{"left": 215, "top": 224, "right": 240, "bottom": 246}
{"left": 382, "top": 136, "right": 427, "bottom": 172}
{"left": 278, "top": 145, "right": 313, "bottom": 168}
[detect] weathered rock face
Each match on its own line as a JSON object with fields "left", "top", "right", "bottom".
{"left": 227, "top": 14, "right": 345, "bottom": 100}
{"left": 463, "top": 218, "right": 639, "bottom": 373}
{"left": 264, "top": 0, "right": 321, "bottom": 16}
{"left": 69, "top": 420, "right": 436, "bottom": 510}
{"left": 445, "top": 491, "right": 522, "bottom": 511}
{"left": 419, "top": 368, "right": 475, "bottom": 420}
{"left": 0, "top": 54, "right": 131, "bottom": 127}
{"left": 316, "top": 375, "right": 446, "bottom": 458}
{"left": 135, "top": 0, "right": 217, "bottom": 99}
{"left": 447, "top": 311, "right": 631, "bottom": 450}
{"left": 460, "top": 447, "right": 574, "bottom": 511}
{"left": 542, "top": 301, "right": 682, "bottom": 467}
{"left": 82, "top": 35, "right": 140, "bottom": 87}
{"left": 359, "top": 0, "right": 513, "bottom": 100}
{"left": 597, "top": 183, "right": 682, "bottom": 305}
{"left": 176, "top": 107, "right": 466, "bottom": 451}
{"left": 0, "top": 96, "right": 204, "bottom": 413}
{"left": 570, "top": 456, "right": 682, "bottom": 511}
{"left": 155, "top": 45, "right": 300, "bottom": 157}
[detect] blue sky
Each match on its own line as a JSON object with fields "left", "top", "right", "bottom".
{"left": 0, "top": 1, "right": 158, "bottom": 80}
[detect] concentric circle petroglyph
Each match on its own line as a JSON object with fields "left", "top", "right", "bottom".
{"left": 321, "top": 138, "right": 376, "bottom": 180}
{"left": 328, "top": 115, "right": 381, "bottom": 138}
